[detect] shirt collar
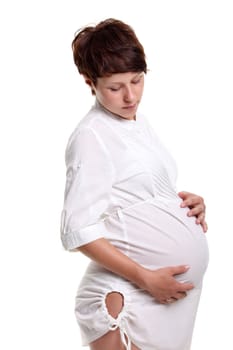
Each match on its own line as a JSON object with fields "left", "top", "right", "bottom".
{"left": 94, "top": 99, "right": 142, "bottom": 129}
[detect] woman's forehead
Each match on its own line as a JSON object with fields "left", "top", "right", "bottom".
{"left": 98, "top": 72, "right": 143, "bottom": 84}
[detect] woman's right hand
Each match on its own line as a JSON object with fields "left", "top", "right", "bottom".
{"left": 138, "top": 265, "right": 194, "bottom": 304}
{"left": 78, "top": 239, "right": 194, "bottom": 305}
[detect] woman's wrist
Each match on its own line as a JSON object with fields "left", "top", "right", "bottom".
{"left": 130, "top": 265, "right": 151, "bottom": 290}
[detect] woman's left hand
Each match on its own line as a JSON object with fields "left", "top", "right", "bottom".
{"left": 178, "top": 191, "right": 208, "bottom": 233}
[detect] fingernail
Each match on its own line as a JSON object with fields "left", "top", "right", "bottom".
{"left": 185, "top": 265, "right": 190, "bottom": 270}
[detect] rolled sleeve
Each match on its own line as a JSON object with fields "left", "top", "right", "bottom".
{"left": 60, "top": 220, "right": 109, "bottom": 251}
{"left": 60, "top": 126, "right": 115, "bottom": 251}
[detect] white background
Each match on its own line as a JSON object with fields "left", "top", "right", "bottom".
{"left": 0, "top": 0, "right": 232, "bottom": 349}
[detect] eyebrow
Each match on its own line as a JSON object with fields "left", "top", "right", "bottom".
{"left": 108, "top": 73, "right": 143, "bottom": 85}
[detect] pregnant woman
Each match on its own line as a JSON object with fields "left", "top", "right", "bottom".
{"left": 60, "top": 18, "right": 209, "bottom": 350}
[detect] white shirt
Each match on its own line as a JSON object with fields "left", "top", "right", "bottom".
{"left": 61, "top": 100, "right": 209, "bottom": 349}
{"left": 60, "top": 100, "right": 178, "bottom": 249}
{"left": 61, "top": 100, "right": 208, "bottom": 281}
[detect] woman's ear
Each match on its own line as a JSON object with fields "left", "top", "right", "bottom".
{"left": 83, "top": 76, "right": 96, "bottom": 95}
{"left": 84, "top": 77, "right": 92, "bottom": 88}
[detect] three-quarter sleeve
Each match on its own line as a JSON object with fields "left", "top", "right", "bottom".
{"left": 60, "top": 127, "right": 115, "bottom": 251}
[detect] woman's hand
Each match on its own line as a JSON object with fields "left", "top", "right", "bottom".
{"left": 138, "top": 265, "right": 194, "bottom": 304}
{"left": 178, "top": 191, "right": 208, "bottom": 233}
{"left": 79, "top": 239, "right": 194, "bottom": 305}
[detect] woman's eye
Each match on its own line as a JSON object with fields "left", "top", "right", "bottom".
{"left": 132, "top": 78, "right": 141, "bottom": 84}
{"left": 109, "top": 87, "right": 120, "bottom": 91}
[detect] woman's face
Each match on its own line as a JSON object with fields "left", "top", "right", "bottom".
{"left": 92, "top": 72, "right": 144, "bottom": 120}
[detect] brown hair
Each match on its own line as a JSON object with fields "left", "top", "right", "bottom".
{"left": 72, "top": 18, "right": 147, "bottom": 86}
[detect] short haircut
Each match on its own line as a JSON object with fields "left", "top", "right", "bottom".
{"left": 72, "top": 18, "right": 147, "bottom": 85}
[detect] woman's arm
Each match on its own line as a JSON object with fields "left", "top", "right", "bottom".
{"left": 78, "top": 238, "right": 194, "bottom": 304}
{"left": 178, "top": 191, "right": 208, "bottom": 233}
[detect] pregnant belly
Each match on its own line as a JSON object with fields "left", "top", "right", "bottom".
{"left": 109, "top": 198, "right": 209, "bottom": 287}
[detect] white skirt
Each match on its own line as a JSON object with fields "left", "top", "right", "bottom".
{"left": 75, "top": 197, "right": 209, "bottom": 350}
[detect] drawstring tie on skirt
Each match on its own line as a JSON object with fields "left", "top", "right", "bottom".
{"left": 108, "top": 310, "right": 131, "bottom": 350}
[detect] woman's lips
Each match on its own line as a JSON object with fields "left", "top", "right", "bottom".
{"left": 122, "top": 104, "right": 137, "bottom": 109}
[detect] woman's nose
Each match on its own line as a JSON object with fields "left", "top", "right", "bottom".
{"left": 123, "top": 87, "right": 134, "bottom": 102}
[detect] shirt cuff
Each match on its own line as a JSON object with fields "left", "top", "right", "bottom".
{"left": 61, "top": 221, "right": 108, "bottom": 251}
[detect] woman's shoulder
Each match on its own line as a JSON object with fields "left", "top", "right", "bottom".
{"left": 65, "top": 104, "right": 113, "bottom": 159}
{"left": 67, "top": 104, "right": 105, "bottom": 139}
